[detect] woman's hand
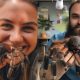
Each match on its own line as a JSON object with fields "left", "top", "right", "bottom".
{"left": 0, "top": 46, "right": 25, "bottom": 69}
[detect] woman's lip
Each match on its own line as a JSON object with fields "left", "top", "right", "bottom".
{"left": 2, "top": 43, "right": 29, "bottom": 52}
{"left": 0, "top": 42, "right": 30, "bottom": 54}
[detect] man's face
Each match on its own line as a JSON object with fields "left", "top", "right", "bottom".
{"left": 0, "top": 2, "right": 38, "bottom": 56}
{"left": 69, "top": 3, "right": 80, "bottom": 35}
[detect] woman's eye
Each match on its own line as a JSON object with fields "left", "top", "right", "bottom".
{"left": 22, "top": 26, "right": 35, "bottom": 33}
{"left": 0, "top": 23, "right": 13, "bottom": 30}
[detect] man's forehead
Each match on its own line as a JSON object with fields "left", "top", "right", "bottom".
{"left": 71, "top": 3, "right": 80, "bottom": 14}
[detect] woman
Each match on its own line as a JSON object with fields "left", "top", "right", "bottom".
{"left": 0, "top": 0, "right": 39, "bottom": 80}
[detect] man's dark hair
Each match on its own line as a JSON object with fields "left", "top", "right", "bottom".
{"left": 69, "top": 0, "right": 80, "bottom": 19}
{"left": 65, "top": 1, "right": 80, "bottom": 38}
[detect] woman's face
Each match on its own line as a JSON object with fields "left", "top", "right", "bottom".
{"left": 0, "top": 2, "right": 38, "bottom": 56}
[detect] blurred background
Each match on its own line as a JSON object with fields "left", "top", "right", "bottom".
{"left": 34, "top": 0, "right": 77, "bottom": 38}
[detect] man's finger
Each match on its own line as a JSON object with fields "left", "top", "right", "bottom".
{"left": 61, "top": 47, "right": 68, "bottom": 55}
{"left": 67, "top": 55, "right": 75, "bottom": 66}
{"left": 75, "top": 54, "right": 80, "bottom": 65}
{"left": 64, "top": 52, "right": 73, "bottom": 63}
{"left": 50, "top": 43, "right": 65, "bottom": 50}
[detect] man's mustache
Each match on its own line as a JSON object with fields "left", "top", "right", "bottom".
{"left": 73, "top": 25, "right": 80, "bottom": 30}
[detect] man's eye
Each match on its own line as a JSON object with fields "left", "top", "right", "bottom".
{"left": 22, "top": 26, "right": 35, "bottom": 33}
{"left": 0, "top": 23, "right": 13, "bottom": 30}
{"left": 71, "top": 15, "right": 79, "bottom": 19}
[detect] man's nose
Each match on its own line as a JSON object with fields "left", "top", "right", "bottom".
{"left": 9, "top": 32, "right": 23, "bottom": 45}
{"left": 78, "top": 16, "right": 80, "bottom": 24}
{"left": 78, "top": 19, "right": 80, "bottom": 24}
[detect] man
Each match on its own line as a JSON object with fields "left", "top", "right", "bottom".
{"left": 0, "top": 0, "right": 39, "bottom": 80}
{"left": 47, "top": 1, "right": 80, "bottom": 80}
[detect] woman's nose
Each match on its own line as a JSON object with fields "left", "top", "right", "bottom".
{"left": 9, "top": 31, "right": 23, "bottom": 45}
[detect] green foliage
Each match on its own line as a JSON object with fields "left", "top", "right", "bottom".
{"left": 38, "top": 15, "right": 52, "bottom": 31}
{"left": 63, "top": 16, "right": 69, "bottom": 23}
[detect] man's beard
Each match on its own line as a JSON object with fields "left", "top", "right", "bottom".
{"left": 65, "top": 22, "right": 80, "bottom": 38}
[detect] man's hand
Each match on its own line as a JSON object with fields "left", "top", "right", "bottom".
{"left": 74, "top": 54, "right": 80, "bottom": 67}
{"left": 50, "top": 42, "right": 75, "bottom": 66}
{"left": 49, "top": 40, "right": 76, "bottom": 80}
